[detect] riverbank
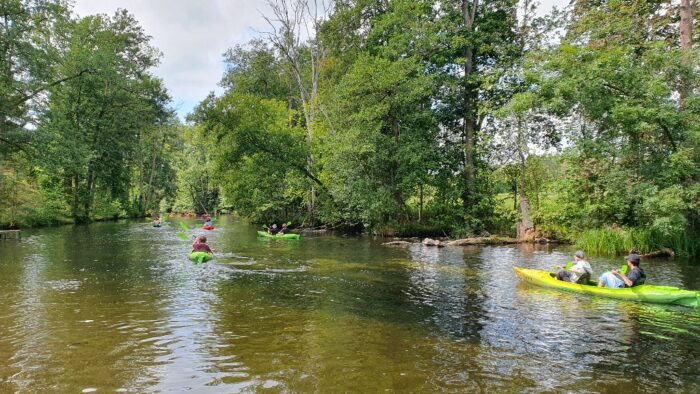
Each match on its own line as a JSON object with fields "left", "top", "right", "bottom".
{"left": 382, "top": 234, "right": 680, "bottom": 259}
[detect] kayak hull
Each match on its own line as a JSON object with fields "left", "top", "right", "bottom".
{"left": 188, "top": 251, "right": 213, "bottom": 263}
{"left": 256, "top": 230, "right": 300, "bottom": 239}
{"left": 514, "top": 267, "right": 699, "bottom": 307}
{"left": 202, "top": 225, "right": 215, "bottom": 230}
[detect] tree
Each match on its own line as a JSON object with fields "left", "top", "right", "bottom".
{"left": 0, "top": 0, "right": 77, "bottom": 155}
{"left": 192, "top": 91, "right": 327, "bottom": 221}
{"left": 41, "top": 10, "right": 169, "bottom": 222}
{"left": 262, "top": 0, "right": 335, "bottom": 223}
{"left": 322, "top": 55, "right": 439, "bottom": 226}
{"left": 431, "top": 0, "right": 520, "bottom": 224}
{"left": 493, "top": 0, "right": 561, "bottom": 241}
{"left": 522, "top": 0, "right": 700, "bottom": 245}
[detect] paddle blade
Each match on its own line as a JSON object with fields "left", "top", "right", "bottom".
{"left": 179, "top": 222, "right": 189, "bottom": 232}
{"left": 178, "top": 232, "right": 188, "bottom": 241}
{"left": 565, "top": 261, "right": 573, "bottom": 270}
{"left": 621, "top": 264, "right": 628, "bottom": 274}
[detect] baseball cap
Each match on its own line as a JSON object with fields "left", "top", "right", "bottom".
{"left": 624, "top": 254, "right": 640, "bottom": 264}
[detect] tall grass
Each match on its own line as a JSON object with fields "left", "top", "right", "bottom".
{"left": 575, "top": 227, "right": 698, "bottom": 258}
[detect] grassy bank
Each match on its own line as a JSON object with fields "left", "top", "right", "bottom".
{"left": 574, "top": 228, "right": 698, "bottom": 258}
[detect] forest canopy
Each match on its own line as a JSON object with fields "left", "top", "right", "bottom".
{"left": 1, "top": 0, "right": 698, "bottom": 257}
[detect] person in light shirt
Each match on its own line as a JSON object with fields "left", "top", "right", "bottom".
{"left": 556, "top": 250, "right": 592, "bottom": 284}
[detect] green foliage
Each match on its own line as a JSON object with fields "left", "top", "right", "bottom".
{"left": 191, "top": 92, "right": 310, "bottom": 222}
{"left": 40, "top": 10, "right": 171, "bottom": 222}
{"left": 320, "top": 54, "right": 438, "bottom": 226}
{"left": 170, "top": 125, "right": 219, "bottom": 215}
{"left": 0, "top": 0, "right": 71, "bottom": 158}
{"left": 0, "top": 5, "right": 179, "bottom": 227}
{"left": 575, "top": 227, "right": 698, "bottom": 258}
{"left": 0, "top": 156, "right": 70, "bottom": 228}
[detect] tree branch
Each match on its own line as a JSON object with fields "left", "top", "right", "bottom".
{"left": 13, "top": 68, "right": 92, "bottom": 107}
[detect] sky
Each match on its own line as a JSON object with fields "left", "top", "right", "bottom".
{"left": 73, "top": 0, "right": 562, "bottom": 119}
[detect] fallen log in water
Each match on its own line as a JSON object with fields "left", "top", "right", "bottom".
{"left": 382, "top": 241, "right": 412, "bottom": 247}
{"left": 446, "top": 236, "right": 519, "bottom": 246}
{"left": 640, "top": 248, "right": 675, "bottom": 258}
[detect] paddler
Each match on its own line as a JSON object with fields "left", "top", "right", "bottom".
{"left": 597, "top": 254, "right": 646, "bottom": 288}
{"left": 556, "top": 250, "right": 592, "bottom": 284}
{"left": 192, "top": 235, "right": 214, "bottom": 254}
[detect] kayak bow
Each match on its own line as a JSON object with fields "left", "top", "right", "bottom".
{"left": 514, "top": 267, "right": 699, "bottom": 307}
{"left": 188, "top": 251, "right": 213, "bottom": 263}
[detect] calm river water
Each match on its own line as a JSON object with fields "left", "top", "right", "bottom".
{"left": 1, "top": 217, "right": 699, "bottom": 393}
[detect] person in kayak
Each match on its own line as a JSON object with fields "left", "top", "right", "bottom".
{"left": 204, "top": 218, "right": 213, "bottom": 227}
{"left": 268, "top": 224, "right": 280, "bottom": 235}
{"left": 278, "top": 223, "right": 289, "bottom": 234}
{"left": 192, "top": 235, "right": 214, "bottom": 254}
{"left": 152, "top": 217, "right": 162, "bottom": 227}
{"left": 598, "top": 254, "right": 646, "bottom": 288}
{"left": 556, "top": 250, "right": 592, "bottom": 284}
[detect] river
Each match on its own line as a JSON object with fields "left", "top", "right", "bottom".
{"left": 1, "top": 217, "right": 698, "bottom": 393}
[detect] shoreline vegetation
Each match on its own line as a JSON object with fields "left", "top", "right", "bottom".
{"left": 5, "top": 212, "right": 682, "bottom": 259}
{"left": 1, "top": 1, "right": 699, "bottom": 258}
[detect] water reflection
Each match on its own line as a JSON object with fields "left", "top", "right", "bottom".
{"left": 0, "top": 219, "right": 698, "bottom": 392}
{"left": 407, "top": 245, "right": 486, "bottom": 340}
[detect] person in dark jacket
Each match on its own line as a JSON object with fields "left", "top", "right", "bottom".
{"left": 598, "top": 254, "right": 646, "bottom": 288}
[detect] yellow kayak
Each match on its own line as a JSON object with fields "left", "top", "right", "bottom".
{"left": 514, "top": 267, "right": 699, "bottom": 307}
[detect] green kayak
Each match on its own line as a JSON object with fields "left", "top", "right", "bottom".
{"left": 257, "top": 230, "right": 300, "bottom": 240}
{"left": 188, "top": 251, "right": 213, "bottom": 263}
{"left": 514, "top": 267, "right": 699, "bottom": 307}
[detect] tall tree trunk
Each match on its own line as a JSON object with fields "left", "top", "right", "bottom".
{"left": 516, "top": 117, "right": 535, "bottom": 242}
{"left": 517, "top": 193, "right": 535, "bottom": 241}
{"left": 138, "top": 133, "right": 145, "bottom": 213}
{"left": 461, "top": 1, "right": 479, "bottom": 211}
{"left": 680, "top": 0, "right": 693, "bottom": 51}
{"left": 143, "top": 133, "right": 166, "bottom": 215}
{"left": 679, "top": 0, "right": 693, "bottom": 108}
{"left": 419, "top": 184, "right": 423, "bottom": 224}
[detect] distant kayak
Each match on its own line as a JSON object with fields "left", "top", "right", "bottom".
{"left": 256, "top": 230, "right": 300, "bottom": 240}
{"left": 188, "top": 251, "right": 213, "bottom": 263}
{"left": 514, "top": 267, "right": 699, "bottom": 307}
{"left": 202, "top": 225, "right": 215, "bottom": 230}
{"left": 152, "top": 224, "right": 161, "bottom": 228}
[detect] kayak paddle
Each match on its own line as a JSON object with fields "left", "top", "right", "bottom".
{"left": 178, "top": 222, "right": 191, "bottom": 241}
{"left": 551, "top": 261, "right": 573, "bottom": 273}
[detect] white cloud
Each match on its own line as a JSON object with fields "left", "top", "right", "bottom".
{"left": 73, "top": 0, "right": 272, "bottom": 119}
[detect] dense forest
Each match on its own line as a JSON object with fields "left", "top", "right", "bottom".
{"left": 1, "top": 0, "right": 699, "bottom": 257}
